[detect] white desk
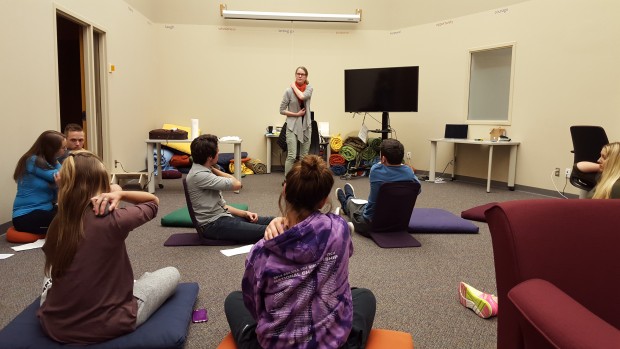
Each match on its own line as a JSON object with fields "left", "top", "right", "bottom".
{"left": 146, "top": 138, "right": 242, "bottom": 193}
{"left": 265, "top": 134, "right": 331, "bottom": 173}
{"left": 265, "top": 134, "right": 279, "bottom": 174}
{"left": 429, "top": 138, "right": 520, "bottom": 193}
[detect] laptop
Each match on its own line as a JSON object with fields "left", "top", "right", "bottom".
{"left": 444, "top": 124, "right": 469, "bottom": 139}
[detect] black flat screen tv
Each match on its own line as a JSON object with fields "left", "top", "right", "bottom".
{"left": 344, "top": 66, "right": 419, "bottom": 113}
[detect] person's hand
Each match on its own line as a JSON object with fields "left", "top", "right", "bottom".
{"left": 290, "top": 82, "right": 298, "bottom": 90}
{"left": 245, "top": 211, "right": 258, "bottom": 223}
{"left": 53, "top": 172, "right": 61, "bottom": 186}
{"left": 297, "top": 108, "right": 306, "bottom": 116}
{"left": 91, "top": 192, "right": 121, "bottom": 216}
{"left": 264, "top": 217, "right": 288, "bottom": 240}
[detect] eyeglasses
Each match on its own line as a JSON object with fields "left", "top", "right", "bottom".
{"left": 295, "top": 73, "right": 307, "bottom": 76}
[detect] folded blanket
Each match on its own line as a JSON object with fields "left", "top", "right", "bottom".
{"left": 329, "top": 154, "right": 346, "bottom": 166}
{"left": 330, "top": 165, "right": 347, "bottom": 176}
{"left": 330, "top": 135, "right": 343, "bottom": 153}
{"left": 368, "top": 137, "right": 382, "bottom": 152}
{"left": 340, "top": 145, "right": 357, "bottom": 162}
{"left": 229, "top": 161, "right": 254, "bottom": 175}
{"left": 360, "top": 146, "right": 378, "bottom": 161}
{"left": 343, "top": 136, "right": 367, "bottom": 152}
{"left": 246, "top": 159, "right": 267, "bottom": 174}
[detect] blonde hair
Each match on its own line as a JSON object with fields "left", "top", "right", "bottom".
{"left": 44, "top": 150, "right": 111, "bottom": 278}
{"left": 592, "top": 142, "right": 620, "bottom": 199}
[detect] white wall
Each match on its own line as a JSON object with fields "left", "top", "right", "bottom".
{"left": 150, "top": 0, "right": 620, "bottom": 193}
{"left": 1, "top": 0, "right": 619, "bottom": 223}
{"left": 0, "top": 0, "right": 157, "bottom": 223}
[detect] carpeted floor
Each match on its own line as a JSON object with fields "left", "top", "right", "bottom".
{"left": 0, "top": 172, "right": 554, "bottom": 348}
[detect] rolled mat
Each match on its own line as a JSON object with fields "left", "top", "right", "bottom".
{"left": 330, "top": 165, "right": 347, "bottom": 176}
{"left": 330, "top": 135, "right": 343, "bottom": 153}
{"left": 329, "top": 154, "right": 346, "bottom": 166}
{"left": 340, "top": 145, "right": 358, "bottom": 162}
{"left": 245, "top": 159, "right": 267, "bottom": 174}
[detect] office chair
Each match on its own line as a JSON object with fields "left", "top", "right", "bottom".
{"left": 367, "top": 181, "right": 422, "bottom": 248}
{"left": 569, "top": 126, "right": 608, "bottom": 192}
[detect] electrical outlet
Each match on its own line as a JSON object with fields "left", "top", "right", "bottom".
{"left": 114, "top": 160, "right": 119, "bottom": 169}
{"left": 554, "top": 168, "right": 560, "bottom": 177}
{"left": 406, "top": 152, "right": 412, "bottom": 159}
{"left": 565, "top": 168, "right": 571, "bottom": 178}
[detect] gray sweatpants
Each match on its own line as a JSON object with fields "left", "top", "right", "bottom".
{"left": 133, "top": 266, "right": 181, "bottom": 326}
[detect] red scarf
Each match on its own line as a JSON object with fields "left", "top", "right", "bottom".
{"left": 295, "top": 82, "right": 307, "bottom": 107}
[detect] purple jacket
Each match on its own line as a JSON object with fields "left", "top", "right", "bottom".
{"left": 242, "top": 212, "right": 353, "bottom": 349}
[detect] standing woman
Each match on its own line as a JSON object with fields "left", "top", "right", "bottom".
{"left": 12, "top": 130, "right": 66, "bottom": 234}
{"left": 280, "top": 66, "right": 313, "bottom": 175}
{"left": 38, "top": 151, "right": 180, "bottom": 344}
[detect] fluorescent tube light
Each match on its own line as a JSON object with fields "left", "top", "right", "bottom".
{"left": 220, "top": 4, "right": 361, "bottom": 23}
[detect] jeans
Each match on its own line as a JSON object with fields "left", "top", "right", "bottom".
{"left": 285, "top": 128, "right": 311, "bottom": 175}
{"left": 199, "top": 215, "right": 274, "bottom": 244}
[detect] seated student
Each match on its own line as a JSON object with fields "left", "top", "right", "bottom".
{"left": 38, "top": 150, "right": 180, "bottom": 344}
{"left": 57, "top": 123, "right": 85, "bottom": 164}
{"left": 65, "top": 123, "right": 86, "bottom": 151}
{"left": 225, "top": 155, "right": 376, "bottom": 349}
{"left": 334, "top": 138, "right": 421, "bottom": 236}
{"left": 12, "top": 130, "right": 66, "bottom": 235}
{"left": 583, "top": 142, "right": 620, "bottom": 199}
{"left": 186, "top": 134, "right": 275, "bottom": 243}
{"left": 57, "top": 123, "right": 123, "bottom": 191}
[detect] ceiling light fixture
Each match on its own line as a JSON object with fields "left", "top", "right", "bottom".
{"left": 219, "top": 4, "right": 361, "bottom": 23}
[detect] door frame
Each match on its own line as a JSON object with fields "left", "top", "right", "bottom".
{"left": 54, "top": 5, "right": 111, "bottom": 166}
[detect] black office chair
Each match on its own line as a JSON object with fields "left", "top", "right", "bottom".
{"left": 367, "top": 181, "right": 422, "bottom": 248}
{"left": 569, "top": 126, "right": 608, "bottom": 191}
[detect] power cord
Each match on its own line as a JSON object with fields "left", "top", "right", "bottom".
{"left": 114, "top": 160, "right": 129, "bottom": 173}
{"left": 549, "top": 168, "right": 568, "bottom": 199}
{"left": 429, "top": 160, "right": 453, "bottom": 183}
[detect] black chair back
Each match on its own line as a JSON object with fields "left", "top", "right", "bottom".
{"left": 182, "top": 177, "right": 200, "bottom": 230}
{"left": 368, "top": 181, "right": 422, "bottom": 248}
{"left": 569, "top": 126, "right": 608, "bottom": 191}
{"left": 570, "top": 126, "right": 608, "bottom": 163}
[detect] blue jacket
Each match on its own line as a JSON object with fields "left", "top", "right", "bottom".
{"left": 13, "top": 156, "right": 60, "bottom": 218}
{"left": 364, "top": 163, "right": 420, "bottom": 221}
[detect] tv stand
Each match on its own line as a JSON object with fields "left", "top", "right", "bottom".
{"left": 360, "top": 112, "right": 392, "bottom": 138}
{"left": 377, "top": 111, "right": 390, "bottom": 140}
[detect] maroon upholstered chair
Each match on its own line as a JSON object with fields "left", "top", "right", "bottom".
{"left": 485, "top": 199, "right": 620, "bottom": 349}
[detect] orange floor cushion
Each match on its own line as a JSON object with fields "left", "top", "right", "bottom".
{"left": 6, "top": 226, "right": 45, "bottom": 243}
{"left": 366, "top": 328, "right": 414, "bottom": 349}
{"left": 216, "top": 332, "right": 236, "bottom": 349}
{"left": 216, "top": 328, "right": 414, "bottom": 349}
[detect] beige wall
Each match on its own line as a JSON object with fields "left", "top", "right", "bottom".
{"left": 1, "top": 0, "right": 619, "bottom": 223}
